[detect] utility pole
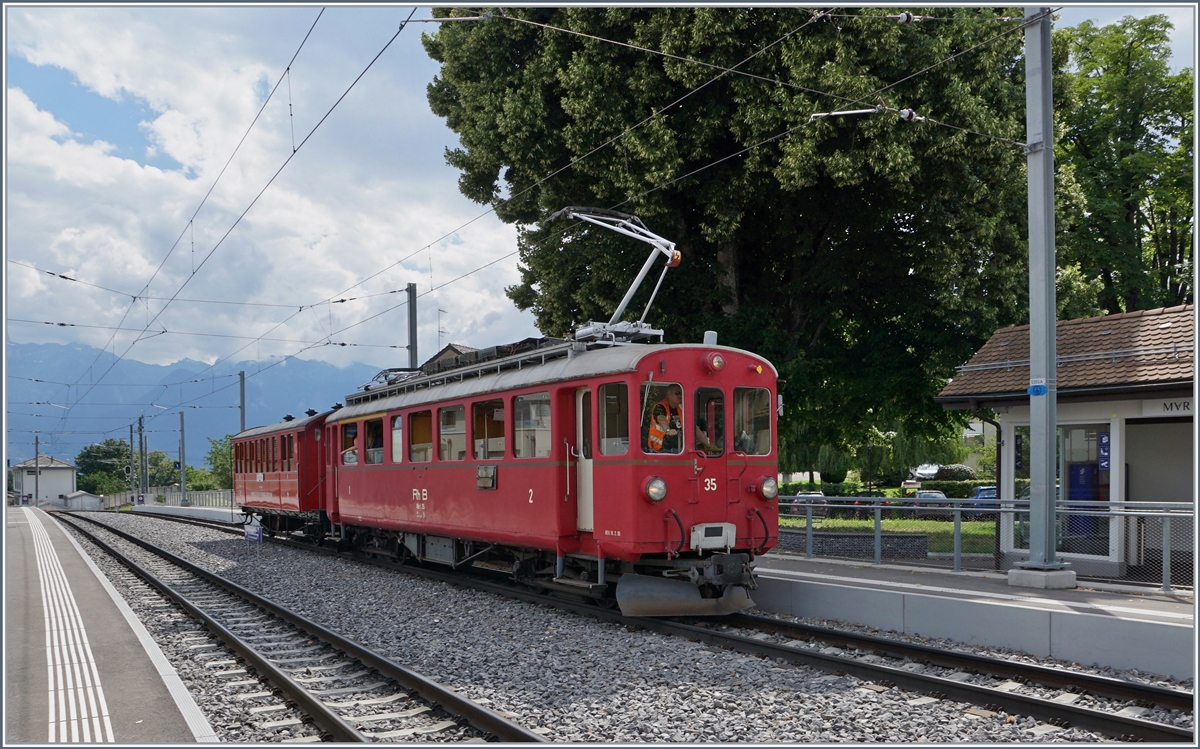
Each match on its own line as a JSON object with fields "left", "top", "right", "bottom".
{"left": 179, "top": 411, "right": 189, "bottom": 506}
{"left": 1011, "top": 7, "right": 1073, "bottom": 587}
{"left": 239, "top": 370, "right": 246, "bottom": 433}
{"left": 438, "top": 308, "right": 448, "bottom": 350}
{"left": 34, "top": 435, "right": 40, "bottom": 505}
{"left": 129, "top": 424, "right": 136, "bottom": 496}
{"left": 138, "top": 416, "right": 146, "bottom": 498}
{"left": 406, "top": 283, "right": 418, "bottom": 369}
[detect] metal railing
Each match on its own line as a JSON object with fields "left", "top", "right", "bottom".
{"left": 778, "top": 496, "right": 1194, "bottom": 592}
{"left": 102, "top": 487, "right": 234, "bottom": 510}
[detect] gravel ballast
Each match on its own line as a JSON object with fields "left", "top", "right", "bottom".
{"left": 62, "top": 511, "right": 1192, "bottom": 742}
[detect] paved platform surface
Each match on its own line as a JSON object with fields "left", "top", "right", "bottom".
{"left": 5, "top": 506, "right": 216, "bottom": 743}
{"left": 755, "top": 552, "right": 1195, "bottom": 679}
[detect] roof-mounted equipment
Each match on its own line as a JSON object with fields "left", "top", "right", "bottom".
{"left": 547, "top": 206, "right": 681, "bottom": 344}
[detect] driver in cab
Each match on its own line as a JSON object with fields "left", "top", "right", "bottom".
{"left": 647, "top": 385, "right": 683, "bottom": 453}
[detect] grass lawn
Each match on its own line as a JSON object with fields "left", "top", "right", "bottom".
{"left": 779, "top": 516, "right": 997, "bottom": 553}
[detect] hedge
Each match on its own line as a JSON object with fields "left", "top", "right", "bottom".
{"left": 917, "top": 479, "right": 1031, "bottom": 499}
{"left": 780, "top": 481, "right": 863, "bottom": 497}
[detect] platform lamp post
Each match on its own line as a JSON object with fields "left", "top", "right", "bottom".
{"left": 1012, "top": 7, "right": 1072, "bottom": 588}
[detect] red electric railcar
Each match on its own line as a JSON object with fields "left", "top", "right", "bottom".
{"left": 233, "top": 409, "right": 330, "bottom": 533}
{"left": 317, "top": 338, "right": 780, "bottom": 615}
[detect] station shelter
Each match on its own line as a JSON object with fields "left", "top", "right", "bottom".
{"left": 937, "top": 305, "right": 1193, "bottom": 578}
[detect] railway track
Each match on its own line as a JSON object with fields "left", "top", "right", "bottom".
{"left": 55, "top": 513, "right": 543, "bottom": 743}
{"left": 109, "top": 510, "right": 1194, "bottom": 742}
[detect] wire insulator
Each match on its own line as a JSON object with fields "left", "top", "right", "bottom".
{"left": 898, "top": 109, "right": 918, "bottom": 122}
{"left": 896, "top": 11, "right": 915, "bottom": 25}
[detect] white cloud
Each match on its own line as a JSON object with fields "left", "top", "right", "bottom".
{"left": 5, "top": 6, "right": 540, "bottom": 376}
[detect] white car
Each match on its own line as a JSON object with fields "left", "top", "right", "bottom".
{"left": 912, "top": 463, "right": 940, "bottom": 480}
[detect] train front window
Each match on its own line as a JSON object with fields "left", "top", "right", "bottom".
{"left": 439, "top": 406, "right": 466, "bottom": 461}
{"left": 640, "top": 382, "right": 683, "bottom": 454}
{"left": 695, "top": 387, "right": 724, "bottom": 456}
{"left": 599, "top": 383, "right": 628, "bottom": 456}
{"left": 409, "top": 411, "right": 432, "bottom": 462}
{"left": 341, "top": 423, "right": 358, "bottom": 465}
{"left": 364, "top": 419, "right": 384, "bottom": 464}
{"left": 390, "top": 416, "right": 403, "bottom": 463}
{"left": 473, "top": 400, "right": 505, "bottom": 459}
{"left": 514, "top": 392, "right": 551, "bottom": 458}
{"left": 733, "top": 387, "right": 772, "bottom": 455}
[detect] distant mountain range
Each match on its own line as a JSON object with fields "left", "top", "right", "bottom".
{"left": 7, "top": 341, "right": 384, "bottom": 468}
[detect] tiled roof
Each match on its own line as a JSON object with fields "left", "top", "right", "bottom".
{"left": 938, "top": 305, "right": 1194, "bottom": 401}
{"left": 12, "top": 456, "right": 77, "bottom": 470}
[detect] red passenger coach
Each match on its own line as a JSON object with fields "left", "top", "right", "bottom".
{"left": 233, "top": 409, "right": 331, "bottom": 536}
{"left": 321, "top": 338, "right": 780, "bottom": 615}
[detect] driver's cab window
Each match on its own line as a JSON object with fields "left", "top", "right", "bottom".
{"left": 641, "top": 382, "right": 683, "bottom": 454}
{"left": 695, "top": 387, "right": 724, "bottom": 456}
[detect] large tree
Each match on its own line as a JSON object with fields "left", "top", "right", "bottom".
{"left": 1058, "top": 15, "right": 1193, "bottom": 313}
{"left": 75, "top": 438, "right": 132, "bottom": 495}
{"left": 425, "top": 7, "right": 1038, "bottom": 454}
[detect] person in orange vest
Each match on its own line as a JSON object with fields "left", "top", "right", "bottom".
{"left": 648, "top": 384, "right": 683, "bottom": 452}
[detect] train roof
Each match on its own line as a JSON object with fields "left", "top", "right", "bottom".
{"left": 336, "top": 341, "right": 776, "bottom": 421}
{"left": 233, "top": 410, "right": 332, "bottom": 440}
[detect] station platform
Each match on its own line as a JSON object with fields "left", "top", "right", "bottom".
{"left": 130, "top": 503, "right": 247, "bottom": 524}
{"left": 5, "top": 506, "right": 217, "bottom": 743}
{"left": 754, "top": 551, "right": 1195, "bottom": 680}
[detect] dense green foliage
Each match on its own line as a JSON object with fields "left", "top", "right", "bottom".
{"left": 75, "top": 439, "right": 132, "bottom": 495}
{"left": 1057, "top": 15, "right": 1193, "bottom": 313}
{"left": 205, "top": 435, "right": 233, "bottom": 490}
{"left": 423, "top": 8, "right": 1190, "bottom": 462}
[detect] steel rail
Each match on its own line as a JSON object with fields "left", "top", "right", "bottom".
{"left": 724, "top": 612, "right": 1194, "bottom": 711}
{"left": 54, "top": 514, "right": 368, "bottom": 742}
{"left": 114, "top": 511, "right": 1193, "bottom": 741}
{"left": 63, "top": 513, "right": 546, "bottom": 743}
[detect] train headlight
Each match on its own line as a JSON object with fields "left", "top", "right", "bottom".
{"left": 702, "top": 352, "right": 725, "bottom": 373}
{"left": 758, "top": 477, "right": 779, "bottom": 501}
{"left": 645, "top": 477, "right": 668, "bottom": 502}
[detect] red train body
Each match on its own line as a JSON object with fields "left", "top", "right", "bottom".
{"left": 233, "top": 339, "right": 780, "bottom": 615}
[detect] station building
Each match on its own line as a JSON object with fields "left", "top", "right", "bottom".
{"left": 9, "top": 456, "right": 78, "bottom": 506}
{"left": 937, "top": 305, "right": 1194, "bottom": 578}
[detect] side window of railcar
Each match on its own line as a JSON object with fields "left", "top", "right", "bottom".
{"left": 341, "top": 423, "right": 358, "bottom": 465}
{"left": 364, "top": 419, "right": 384, "bottom": 465}
{"left": 732, "top": 387, "right": 773, "bottom": 455}
{"left": 438, "top": 406, "right": 466, "bottom": 461}
{"left": 598, "top": 383, "right": 629, "bottom": 456}
{"left": 513, "top": 392, "right": 551, "bottom": 458}
{"left": 473, "top": 400, "right": 505, "bottom": 459}
{"left": 640, "top": 382, "right": 684, "bottom": 454}
{"left": 409, "top": 411, "right": 432, "bottom": 462}
{"left": 695, "top": 387, "right": 725, "bottom": 457}
{"left": 390, "top": 416, "right": 403, "bottom": 463}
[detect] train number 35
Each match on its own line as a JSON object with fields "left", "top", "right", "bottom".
{"left": 703, "top": 478, "right": 718, "bottom": 491}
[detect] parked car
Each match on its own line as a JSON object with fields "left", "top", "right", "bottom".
{"left": 913, "top": 489, "right": 949, "bottom": 518}
{"left": 791, "top": 491, "right": 827, "bottom": 518}
{"left": 967, "top": 485, "right": 998, "bottom": 517}
{"left": 911, "top": 463, "right": 941, "bottom": 480}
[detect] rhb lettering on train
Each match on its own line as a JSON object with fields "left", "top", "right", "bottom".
{"left": 412, "top": 488, "right": 428, "bottom": 501}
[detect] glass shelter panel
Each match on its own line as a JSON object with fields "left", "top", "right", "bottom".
{"left": 514, "top": 392, "right": 552, "bottom": 458}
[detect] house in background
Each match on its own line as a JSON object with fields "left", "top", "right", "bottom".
{"left": 937, "top": 305, "right": 1193, "bottom": 578}
{"left": 10, "top": 456, "right": 78, "bottom": 506}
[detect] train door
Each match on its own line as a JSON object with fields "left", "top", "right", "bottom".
{"left": 694, "top": 386, "right": 727, "bottom": 504}
{"left": 324, "top": 424, "right": 338, "bottom": 520}
{"left": 575, "top": 387, "right": 594, "bottom": 531}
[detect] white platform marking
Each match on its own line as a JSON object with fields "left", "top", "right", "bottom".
{"left": 25, "top": 508, "right": 115, "bottom": 743}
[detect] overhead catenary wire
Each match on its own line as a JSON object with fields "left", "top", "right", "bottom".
{"left": 53, "top": 8, "right": 415, "bottom": 427}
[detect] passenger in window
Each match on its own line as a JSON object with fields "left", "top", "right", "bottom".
{"left": 648, "top": 385, "right": 683, "bottom": 452}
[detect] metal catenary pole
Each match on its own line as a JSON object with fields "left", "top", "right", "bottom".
{"left": 34, "top": 435, "right": 40, "bottom": 504}
{"left": 1021, "top": 7, "right": 1063, "bottom": 570}
{"left": 180, "top": 411, "right": 189, "bottom": 506}
{"left": 239, "top": 370, "right": 246, "bottom": 433}
{"left": 129, "top": 424, "right": 136, "bottom": 496}
{"left": 407, "top": 283, "right": 418, "bottom": 369}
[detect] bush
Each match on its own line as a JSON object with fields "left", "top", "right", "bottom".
{"left": 154, "top": 494, "right": 166, "bottom": 504}
{"left": 918, "top": 480, "right": 987, "bottom": 498}
{"left": 935, "top": 464, "right": 976, "bottom": 481}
